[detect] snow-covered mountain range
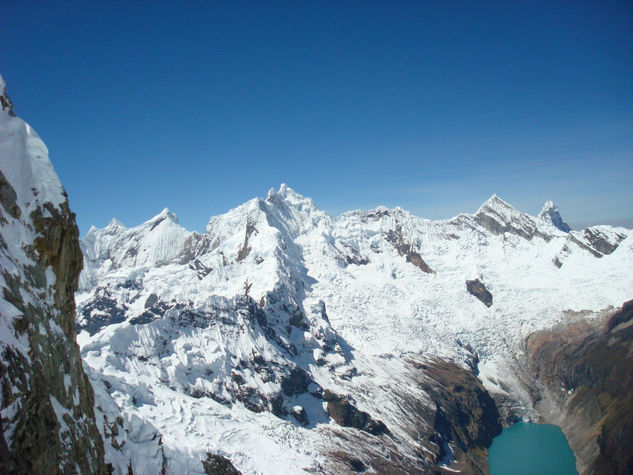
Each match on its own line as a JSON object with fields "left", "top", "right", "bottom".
{"left": 3, "top": 71, "right": 630, "bottom": 474}
{"left": 76, "top": 183, "right": 632, "bottom": 473}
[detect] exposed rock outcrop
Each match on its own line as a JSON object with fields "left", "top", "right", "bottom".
{"left": 466, "top": 279, "right": 493, "bottom": 307}
{"left": 526, "top": 300, "right": 633, "bottom": 474}
{"left": 322, "top": 356, "right": 502, "bottom": 474}
{"left": 386, "top": 225, "right": 435, "bottom": 274}
{"left": 322, "top": 390, "right": 390, "bottom": 436}
{"left": 576, "top": 228, "right": 626, "bottom": 257}
{"left": 417, "top": 358, "right": 502, "bottom": 474}
{"left": 202, "top": 453, "right": 242, "bottom": 475}
{"left": 473, "top": 194, "right": 550, "bottom": 241}
{"left": 0, "top": 79, "right": 13, "bottom": 116}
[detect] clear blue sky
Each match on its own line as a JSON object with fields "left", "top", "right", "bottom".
{"left": 2, "top": 1, "right": 632, "bottom": 233}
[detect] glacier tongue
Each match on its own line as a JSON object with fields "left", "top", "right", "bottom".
{"left": 77, "top": 186, "right": 633, "bottom": 473}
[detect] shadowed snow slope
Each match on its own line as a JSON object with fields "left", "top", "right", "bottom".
{"left": 78, "top": 183, "right": 632, "bottom": 473}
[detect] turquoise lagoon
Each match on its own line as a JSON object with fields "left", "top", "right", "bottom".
{"left": 489, "top": 422, "right": 577, "bottom": 475}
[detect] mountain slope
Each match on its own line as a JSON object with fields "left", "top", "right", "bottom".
{"left": 0, "top": 75, "right": 105, "bottom": 473}
{"left": 527, "top": 300, "right": 633, "bottom": 474}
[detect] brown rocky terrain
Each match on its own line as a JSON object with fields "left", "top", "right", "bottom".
{"left": 526, "top": 300, "right": 633, "bottom": 474}
{"left": 323, "top": 357, "right": 502, "bottom": 474}
{"left": 466, "top": 279, "right": 493, "bottom": 307}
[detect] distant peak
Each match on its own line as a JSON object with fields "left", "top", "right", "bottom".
{"left": 106, "top": 218, "right": 125, "bottom": 229}
{"left": 158, "top": 207, "right": 174, "bottom": 218}
{"left": 486, "top": 194, "right": 507, "bottom": 204}
{"left": 146, "top": 208, "right": 179, "bottom": 226}
{"left": 476, "top": 194, "right": 515, "bottom": 214}
{"left": 276, "top": 183, "right": 300, "bottom": 198}
{"left": 267, "top": 183, "right": 306, "bottom": 202}
{"left": 538, "top": 200, "right": 570, "bottom": 232}
{"left": 264, "top": 184, "right": 325, "bottom": 224}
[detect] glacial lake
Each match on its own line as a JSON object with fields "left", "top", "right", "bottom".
{"left": 489, "top": 422, "right": 577, "bottom": 475}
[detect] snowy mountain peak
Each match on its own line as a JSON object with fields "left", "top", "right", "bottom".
{"left": 267, "top": 183, "right": 312, "bottom": 207}
{"left": 265, "top": 184, "right": 330, "bottom": 233}
{"left": 146, "top": 207, "right": 179, "bottom": 225}
{"left": 476, "top": 194, "right": 516, "bottom": 215}
{"left": 0, "top": 77, "right": 65, "bottom": 214}
{"left": 106, "top": 218, "right": 126, "bottom": 229}
{"left": 538, "top": 200, "right": 571, "bottom": 232}
{"left": 267, "top": 183, "right": 291, "bottom": 199}
{"left": 469, "top": 194, "right": 550, "bottom": 240}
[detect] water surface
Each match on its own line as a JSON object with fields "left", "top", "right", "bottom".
{"left": 489, "top": 422, "right": 577, "bottom": 475}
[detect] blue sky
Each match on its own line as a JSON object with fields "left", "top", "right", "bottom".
{"left": 2, "top": 1, "right": 632, "bottom": 233}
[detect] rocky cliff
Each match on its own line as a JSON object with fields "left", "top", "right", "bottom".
{"left": 0, "top": 75, "right": 106, "bottom": 473}
{"left": 526, "top": 300, "right": 633, "bottom": 474}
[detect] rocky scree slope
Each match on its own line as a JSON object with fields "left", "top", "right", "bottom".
{"left": 526, "top": 299, "right": 633, "bottom": 474}
{"left": 78, "top": 184, "right": 632, "bottom": 473}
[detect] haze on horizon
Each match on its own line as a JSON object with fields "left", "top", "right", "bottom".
{"left": 2, "top": 1, "right": 631, "bottom": 234}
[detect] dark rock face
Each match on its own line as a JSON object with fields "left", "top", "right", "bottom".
{"left": 417, "top": 358, "right": 502, "bottom": 474}
{"left": 385, "top": 225, "right": 435, "bottom": 274}
{"left": 473, "top": 196, "right": 550, "bottom": 241}
{"left": 323, "top": 357, "right": 501, "bottom": 474}
{"left": 322, "top": 390, "right": 390, "bottom": 436}
{"left": 0, "top": 80, "right": 14, "bottom": 116}
{"left": 236, "top": 219, "right": 257, "bottom": 262}
{"left": 565, "top": 228, "right": 627, "bottom": 260}
{"left": 466, "top": 279, "right": 493, "bottom": 307}
{"left": 0, "top": 79, "right": 106, "bottom": 473}
{"left": 582, "top": 228, "right": 626, "bottom": 256}
{"left": 281, "top": 367, "right": 312, "bottom": 397}
{"left": 474, "top": 212, "right": 540, "bottom": 240}
{"left": 0, "top": 171, "right": 20, "bottom": 220}
{"left": 342, "top": 243, "right": 369, "bottom": 266}
{"left": 1, "top": 200, "right": 105, "bottom": 472}
{"left": 202, "top": 453, "right": 242, "bottom": 475}
{"left": 526, "top": 300, "right": 633, "bottom": 474}
{"left": 605, "top": 299, "right": 633, "bottom": 332}
{"left": 77, "top": 293, "right": 127, "bottom": 335}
